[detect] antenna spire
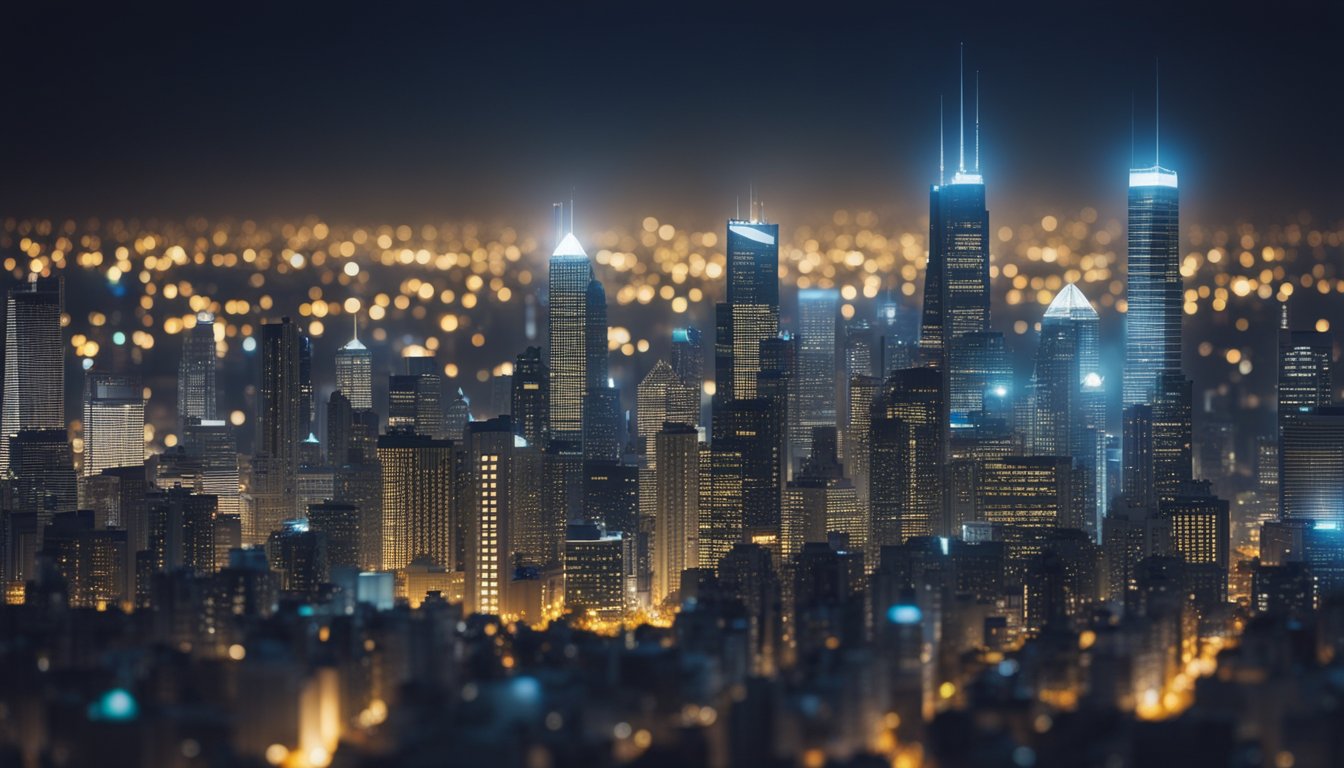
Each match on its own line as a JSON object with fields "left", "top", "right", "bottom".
{"left": 1154, "top": 57, "right": 1160, "bottom": 166}
{"left": 974, "top": 69, "right": 980, "bottom": 172}
{"left": 939, "top": 95, "right": 945, "bottom": 184}
{"left": 553, "top": 202, "right": 563, "bottom": 243}
{"left": 569, "top": 189, "right": 575, "bottom": 234}
{"left": 352, "top": 311, "right": 359, "bottom": 343}
{"left": 958, "top": 42, "right": 966, "bottom": 173}
{"left": 1130, "top": 92, "right": 1135, "bottom": 168}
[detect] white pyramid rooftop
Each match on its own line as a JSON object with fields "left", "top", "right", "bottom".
{"left": 1043, "top": 283, "right": 1097, "bottom": 319}
{"left": 552, "top": 232, "right": 587, "bottom": 258}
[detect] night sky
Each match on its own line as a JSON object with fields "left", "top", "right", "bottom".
{"left": 3, "top": 1, "right": 1341, "bottom": 227}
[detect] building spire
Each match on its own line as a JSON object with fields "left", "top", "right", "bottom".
{"left": 352, "top": 311, "right": 359, "bottom": 343}
{"left": 1130, "top": 91, "right": 1136, "bottom": 168}
{"left": 553, "top": 202, "right": 564, "bottom": 243}
{"left": 939, "top": 95, "right": 945, "bottom": 184}
{"left": 974, "top": 69, "right": 980, "bottom": 172}
{"left": 1154, "top": 57, "right": 1160, "bottom": 167}
{"left": 958, "top": 42, "right": 966, "bottom": 173}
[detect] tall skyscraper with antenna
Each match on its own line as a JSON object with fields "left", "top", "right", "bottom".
{"left": 1123, "top": 66, "right": 1181, "bottom": 407}
{"left": 547, "top": 203, "right": 606, "bottom": 452}
{"left": 920, "top": 47, "right": 990, "bottom": 361}
{"left": 335, "top": 314, "right": 373, "bottom": 411}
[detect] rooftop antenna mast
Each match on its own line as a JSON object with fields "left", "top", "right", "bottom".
{"left": 939, "top": 95, "right": 945, "bottom": 184}
{"left": 1154, "top": 57, "right": 1160, "bottom": 167}
{"left": 974, "top": 69, "right": 980, "bottom": 172}
{"left": 958, "top": 42, "right": 966, "bottom": 173}
{"left": 569, "top": 189, "right": 575, "bottom": 234}
{"left": 352, "top": 311, "right": 359, "bottom": 343}
{"left": 553, "top": 202, "right": 563, "bottom": 244}
{"left": 1130, "top": 92, "right": 1135, "bottom": 168}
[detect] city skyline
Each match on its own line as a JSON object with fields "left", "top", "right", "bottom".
{"left": 1, "top": 6, "right": 1343, "bottom": 768}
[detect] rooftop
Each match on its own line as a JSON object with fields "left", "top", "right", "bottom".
{"left": 1129, "top": 165, "right": 1178, "bottom": 189}
{"left": 552, "top": 232, "right": 587, "bottom": 258}
{"left": 1043, "top": 283, "right": 1098, "bottom": 319}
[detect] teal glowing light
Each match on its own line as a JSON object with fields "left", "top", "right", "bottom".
{"left": 90, "top": 688, "right": 138, "bottom": 721}
{"left": 887, "top": 605, "right": 922, "bottom": 625}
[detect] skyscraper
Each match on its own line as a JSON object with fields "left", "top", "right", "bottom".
{"left": 376, "top": 432, "right": 456, "bottom": 572}
{"left": 796, "top": 289, "right": 839, "bottom": 469}
{"left": 445, "top": 387, "right": 473, "bottom": 442}
{"left": 564, "top": 522, "right": 629, "bottom": 621}
{"left": 582, "top": 383, "right": 622, "bottom": 464}
{"left": 177, "top": 311, "right": 217, "bottom": 432}
{"left": 511, "top": 346, "right": 549, "bottom": 447}
{"left": 636, "top": 360, "right": 699, "bottom": 459}
{"left": 258, "top": 317, "right": 302, "bottom": 474}
{"left": 334, "top": 316, "right": 373, "bottom": 410}
{"left": 547, "top": 231, "right": 600, "bottom": 446}
{"left": 183, "top": 419, "right": 241, "bottom": 517}
{"left": 463, "top": 416, "right": 522, "bottom": 616}
{"left": 250, "top": 317, "right": 303, "bottom": 540}
{"left": 870, "top": 367, "right": 945, "bottom": 546}
{"left": 713, "top": 214, "right": 779, "bottom": 423}
{"left": 81, "top": 372, "right": 144, "bottom": 477}
{"left": 1122, "top": 164, "right": 1181, "bottom": 406}
{"left": 653, "top": 423, "right": 699, "bottom": 606}
{"left": 948, "top": 331, "right": 1011, "bottom": 421}
{"left": 2, "top": 275, "right": 64, "bottom": 473}
{"left": 10, "top": 429, "right": 77, "bottom": 523}
{"left": 1277, "top": 314, "right": 1333, "bottom": 430}
{"left": 1279, "top": 406, "right": 1344, "bottom": 526}
{"left": 1028, "top": 284, "right": 1106, "bottom": 536}
{"left": 388, "top": 357, "right": 444, "bottom": 438}
{"left": 919, "top": 115, "right": 989, "bottom": 361}
{"left": 1150, "top": 369, "right": 1193, "bottom": 504}
{"left": 298, "top": 333, "right": 314, "bottom": 439}
{"left": 670, "top": 327, "right": 704, "bottom": 393}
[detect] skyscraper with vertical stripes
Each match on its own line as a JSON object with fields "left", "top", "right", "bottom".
{"left": 547, "top": 231, "right": 597, "bottom": 447}
{"left": 920, "top": 53, "right": 990, "bottom": 364}
{"left": 177, "top": 311, "right": 217, "bottom": 432}
{"left": 2, "top": 275, "right": 64, "bottom": 473}
{"left": 713, "top": 213, "right": 780, "bottom": 429}
{"left": 1122, "top": 165, "right": 1181, "bottom": 406}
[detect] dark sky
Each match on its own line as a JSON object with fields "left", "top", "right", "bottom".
{"left": 3, "top": 0, "right": 1340, "bottom": 227}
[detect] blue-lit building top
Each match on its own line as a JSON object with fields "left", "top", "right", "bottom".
{"left": 725, "top": 220, "right": 779, "bottom": 308}
{"left": 921, "top": 176, "right": 990, "bottom": 359}
{"left": 1123, "top": 164, "right": 1182, "bottom": 407}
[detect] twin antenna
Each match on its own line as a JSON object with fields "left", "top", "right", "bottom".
{"left": 736, "top": 183, "right": 763, "bottom": 223}
{"left": 940, "top": 42, "right": 981, "bottom": 180}
{"left": 553, "top": 195, "right": 576, "bottom": 243}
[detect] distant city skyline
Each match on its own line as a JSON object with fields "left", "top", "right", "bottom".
{"left": 1, "top": 6, "right": 1343, "bottom": 766}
